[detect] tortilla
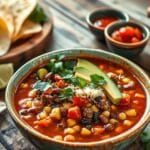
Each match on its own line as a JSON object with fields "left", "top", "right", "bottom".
{"left": 0, "top": 17, "right": 11, "bottom": 56}
{"left": 13, "top": 19, "right": 42, "bottom": 42}
{"left": 0, "top": 1, "right": 14, "bottom": 38}
{"left": 10, "top": 0, "right": 37, "bottom": 38}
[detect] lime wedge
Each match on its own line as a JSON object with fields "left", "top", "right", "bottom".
{"left": 0, "top": 63, "right": 14, "bottom": 89}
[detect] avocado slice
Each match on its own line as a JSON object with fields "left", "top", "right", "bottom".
{"left": 74, "top": 59, "right": 122, "bottom": 104}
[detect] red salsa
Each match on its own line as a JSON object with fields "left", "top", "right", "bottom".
{"left": 14, "top": 57, "right": 146, "bottom": 142}
{"left": 93, "top": 16, "right": 118, "bottom": 29}
{"left": 111, "top": 26, "right": 143, "bottom": 43}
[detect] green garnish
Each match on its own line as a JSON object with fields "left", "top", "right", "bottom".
{"left": 29, "top": 5, "right": 48, "bottom": 23}
{"left": 78, "top": 78, "right": 87, "bottom": 88}
{"left": 90, "top": 74, "right": 106, "bottom": 87}
{"left": 33, "top": 81, "right": 51, "bottom": 91}
{"left": 59, "top": 88, "right": 73, "bottom": 100}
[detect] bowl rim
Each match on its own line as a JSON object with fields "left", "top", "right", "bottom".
{"left": 105, "top": 20, "right": 150, "bottom": 48}
{"left": 5, "top": 48, "right": 150, "bottom": 147}
{"left": 86, "top": 7, "right": 129, "bottom": 31}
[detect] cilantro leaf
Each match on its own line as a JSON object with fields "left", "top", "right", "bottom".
{"left": 59, "top": 88, "right": 73, "bottom": 100}
{"left": 90, "top": 74, "right": 106, "bottom": 87}
{"left": 29, "top": 5, "right": 48, "bottom": 23}
{"left": 63, "top": 60, "right": 77, "bottom": 70}
{"left": 33, "top": 81, "right": 51, "bottom": 91}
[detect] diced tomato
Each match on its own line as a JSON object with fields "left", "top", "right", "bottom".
{"left": 119, "top": 98, "right": 130, "bottom": 106}
{"left": 119, "top": 26, "right": 135, "bottom": 42}
{"left": 67, "top": 106, "right": 81, "bottom": 120}
{"left": 34, "top": 118, "right": 52, "bottom": 127}
{"left": 111, "top": 31, "right": 122, "bottom": 42}
{"left": 134, "top": 28, "right": 143, "bottom": 40}
{"left": 73, "top": 96, "right": 88, "bottom": 106}
{"left": 54, "top": 74, "right": 62, "bottom": 81}
{"left": 131, "top": 37, "right": 140, "bottom": 43}
{"left": 56, "top": 80, "right": 66, "bottom": 88}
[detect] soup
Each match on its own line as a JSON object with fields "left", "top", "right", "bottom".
{"left": 14, "top": 56, "right": 146, "bottom": 142}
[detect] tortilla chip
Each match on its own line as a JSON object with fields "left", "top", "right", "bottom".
{"left": 13, "top": 19, "right": 42, "bottom": 42}
{"left": 0, "top": 17, "right": 11, "bottom": 56}
{"left": 10, "top": 0, "right": 37, "bottom": 38}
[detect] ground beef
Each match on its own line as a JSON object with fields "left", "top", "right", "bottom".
{"left": 82, "top": 107, "right": 93, "bottom": 119}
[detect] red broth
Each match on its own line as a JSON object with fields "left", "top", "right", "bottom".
{"left": 14, "top": 58, "right": 146, "bottom": 142}
{"left": 93, "top": 16, "right": 118, "bottom": 29}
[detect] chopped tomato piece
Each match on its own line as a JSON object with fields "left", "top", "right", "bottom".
{"left": 56, "top": 80, "right": 66, "bottom": 88}
{"left": 119, "top": 98, "right": 130, "bottom": 106}
{"left": 73, "top": 96, "right": 88, "bottom": 106}
{"left": 43, "top": 88, "right": 52, "bottom": 95}
{"left": 67, "top": 106, "right": 81, "bottom": 120}
{"left": 34, "top": 118, "right": 52, "bottom": 127}
{"left": 54, "top": 74, "right": 62, "bottom": 81}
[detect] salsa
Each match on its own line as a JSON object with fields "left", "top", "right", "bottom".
{"left": 111, "top": 26, "right": 143, "bottom": 43}
{"left": 14, "top": 56, "right": 146, "bottom": 142}
{"left": 93, "top": 16, "right": 118, "bottom": 29}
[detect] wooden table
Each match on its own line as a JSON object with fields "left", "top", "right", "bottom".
{"left": 0, "top": 0, "right": 149, "bottom": 149}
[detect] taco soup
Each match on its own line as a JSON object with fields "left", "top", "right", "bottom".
{"left": 14, "top": 56, "right": 146, "bottom": 142}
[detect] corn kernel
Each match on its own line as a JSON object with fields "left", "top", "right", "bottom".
{"left": 67, "top": 119, "right": 77, "bottom": 127}
{"left": 125, "top": 109, "right": 137, "bottom": 117}
{"left": 72, "top": 125, "right": 81, "bottom": 132}
{"left": 80, "top": 128, "right": 91, "bottom": 136}
{"left": 123, "top": 120, "right": 133, "bottom": 126}
{"left": 64, "top": 128, "right": 76, "bottom": 134}
{"left": 91, "top": 105, "right": 99, "bottom": 112}
{"left": 118, "top": 112, "right": 127, "bottom": 120}
{"left": 64, "top": 135, "right": 75, "bottom": 142}
{"left": 20, "top": 83, "right": 28, "bottom": 89}
{"left": 25, "top": 101, "right": 32, "bottom": 108}
{"left": 50, "top": 107, "right": 61, "bottom": 120}
{"left": 111, "top": 105, "right": 117, "bottom": 111}
{"left": 37, "top": 68, "right": 48, "bottom": 79}
{"left": 134, "top": 93, "right": 145, "bottom": 99}
{"left": 39, "top": 111, "right": 47, "bottom": 120}
{"left": 44, "top": 106, "right": 51, "bottom": 114}
{"left": 102, "top": 111, "right": 110, "bottom": 118}
{"left": 122, "top": 77, "right": 130, "bottom": 83}
{"left": 116, "top": 69, "right": 124, "bottom": 75}
{"left": 53, "top": 135, "right": 63, "bottom": 141}
{"left": 28, "top": 89, "right": 37, "bottom": 98}
{"left": 109, "top": 119, "right": 118, "bottom": 125}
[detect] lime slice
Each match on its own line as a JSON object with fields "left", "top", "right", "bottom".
{"left": 0, "top": 63, "right": 14, "bottom": 89}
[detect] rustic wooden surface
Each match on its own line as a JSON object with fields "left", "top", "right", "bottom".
{"left": 0, "top": 0, "right": 150, "bottom": 149}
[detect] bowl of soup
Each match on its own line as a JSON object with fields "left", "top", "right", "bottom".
{"left": 5, "top": 48, "right": 150, "bottom": 150}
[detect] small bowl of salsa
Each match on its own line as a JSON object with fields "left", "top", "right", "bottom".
{"left": 86, "top": 8, "right": 129, "bottom": 40}
{"left": 105, "top": 21, "right": 150, "bottom": 58}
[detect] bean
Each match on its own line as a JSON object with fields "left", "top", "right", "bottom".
{"left": 104, "top": 123, "right": 115, "bottom": 131}
{"left": 109, "top": 118, "right": 118, "bottom": 125}
{"left": 99, "top": 115, "right": 109, "bottom": 124}
{"left": 93, "top": 112, "right": 100, "bottom": 123}
{"left": 64, "top": 128, "right": 76, "bottom": 134}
